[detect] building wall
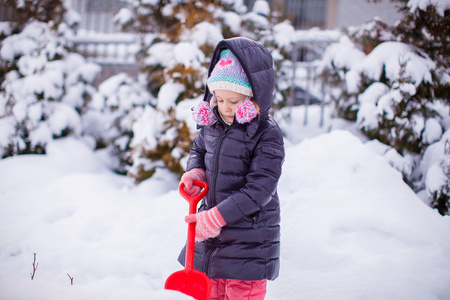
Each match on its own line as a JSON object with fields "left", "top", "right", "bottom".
{"left": 68, "top": 0, "right": 126, "bottom": 33}
{"left": 248, "top": 0, "right": 402, "bottom": 30}
{"left": 1, "top": 0, "right": 404, "bottom": 32}
{"left": 326, "top": 0, "right": 402, "bottom": 29}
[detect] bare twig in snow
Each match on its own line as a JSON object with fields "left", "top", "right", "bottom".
{"left": 30, "top": 253, "right": 38, "bottom": 280}
{"left": 67, "top": 273, "right": 74, "bottom": 285}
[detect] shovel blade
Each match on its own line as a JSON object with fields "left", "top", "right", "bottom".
{"left": 165, "top": 269, "right": 211, "bottom": 300}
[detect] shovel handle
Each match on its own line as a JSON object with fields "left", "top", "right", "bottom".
{"left": 179, "top": 180, "right": 209, "bottom": 271}
{"left": 179, "top": 180, "right": 208, "bottom": 214}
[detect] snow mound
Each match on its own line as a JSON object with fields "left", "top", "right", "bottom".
{"left": 276, "top": 130, "right": 450, "bottom": 299}
{"left": 0, "top": 131, "right": 449, "bottom": 299}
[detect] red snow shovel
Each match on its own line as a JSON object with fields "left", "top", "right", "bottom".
{"left": 165, "top": 180, "right": 211, "bottom": 300}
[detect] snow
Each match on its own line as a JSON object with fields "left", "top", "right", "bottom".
{"left": 0, "top": 116, "right": 16, "bottom": 154}
{"left": 365, "top": 139, "right": 413, "bottom": 177}
{"left": 252, "top": 0, "right": 270, "bottom": 16}
{"left": 348, "top": 42, "right": 435, "bottom": 91}
{"left": 357, "top": 82, "right": 390, "bottom": 130}
{"left": 274, "top": 130, "right": 450, "bottom": 300}
{"left": 420, "top": 129, "right": 450, "bottom": 198}
{"left": 130, "top": 106, "right": 162, "bottom": 150}
{"left": 423, "top": 118, "right": 443, "bottom": 144}
{"left": 190, "top": 22, "right": 223, "bottom": 48}
{"left": 0, "top": 21, "right": 12, "bottom": 36}
{"left": 347, "top": 18, "right": 396, "bottom": 43}
{"left": 426, "top": 163, "right": 448, "bottom": 194}
{"left": 11, "top": 100, "right": 28, "bottom": 122}
{"left": 28, "top": 122, "right": 53, "bottom": 149}
{"left": 1, "top": 20, "right": 67, "bottom": 63}
{"left": 68, "top": 61, "right": 102, "bottom": 85}
{"left": 0, "top": 25, "right": 39, "bottom": 62}
{"left": 221, "top": 0, "right": 248, "bottom": 14}
{"left": 145, "top": 42, "right": 175, "bottom": 68}
{"left": 95, "top": 72, "right": 153, "bottom": 112}
{"left": 1, "top": 2, "right": 450, "bottom": 298}
{"left": 407, "top": 0, "right": 450, "bottom": 15}
{"left": 173, "top": 42, "right": 205, "bottom": 69}
{"left": 295, "top": 27, "right": 342, "bottom": 43}
{"left": 273, "top": 21, "right": 296, "bottom": 49}
{"left": 141, "top": 0, "right": 159, "bottom": 5}
{"left": 64, "top": 5, "right": 81, "bottom": 27}
{"left": 62, "top": 82, "right": 86, "bottom": 108}
{"left": 157, "top": 82, "right": 185, "bottom": 111}
{"left": 113, "top": 8, "right": 134, "bottom": 25}
{"left": 46, "top": 102, "right": 82, "bottom": 137}
{"left": 320, "top": 36, "right": 366, "bottom": 80}
{"left": 219, "top": 11, "right": 242, "bottom": 35}
{"left": 243, "top": 11, "right": 269, "bottom": 29}
{"left": 175, "top": 97, "right": 202, "bottom": 134}
{"left": 1, "top": 107, "right": 450, "bottom": 300}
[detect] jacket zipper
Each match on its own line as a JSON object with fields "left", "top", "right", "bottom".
{"left": 210, "top": 124, "right": 231, "bottom": 206}
{"left": 204, "top": 124, "right": 231, "bottom": 275}
{"left": 251, "top": 214, "right": 258, "bottom": 229}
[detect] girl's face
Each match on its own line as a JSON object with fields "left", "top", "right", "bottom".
{"left": 215, "top": 90, "right": 246, "bottom": 124}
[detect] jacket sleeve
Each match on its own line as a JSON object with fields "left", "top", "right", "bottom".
{"left": 186, "top": 127, "right": 207, "bottom": 171}
{"left": 216, "top": 124, "right": 285, "bottom": 225}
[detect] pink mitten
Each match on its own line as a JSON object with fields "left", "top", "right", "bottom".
{"left": 185, "top": 207, "right": 226, "bottom": 242}
{"left": 235, "top": 97, "right": 258, "bottom": 124}
{"left": 180, "top": 168, "right": 206, "bottom": 198}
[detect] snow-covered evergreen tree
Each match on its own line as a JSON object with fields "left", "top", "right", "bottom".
{"left": 112, "top": 1, "right": 228, "bottom": 182}
{"left": 319, "top": 0, "right": 450, "bottom": 215}
{"left": 239, "top": 0, "right": 296, "bottom": 108}
{"left": 0, "top": 0, "right": 101, "bottom": 158}
{"left": 112, "top": 0, "right": 295, "bottom": 182}
{"left": 82, "top": 72, "right": 155, "bottom": 175}
{"left": 419, "top": 127, "right": 450, "bottom": 215}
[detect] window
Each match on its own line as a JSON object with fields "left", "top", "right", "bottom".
{"left": 86, "top": 0, "right": 126, "bottom": 13}
{"left": 244, "top": 0, "right": 327, "bottom": 29}
{"left": 286, "top": 0, "right": 327, "bottom": 29}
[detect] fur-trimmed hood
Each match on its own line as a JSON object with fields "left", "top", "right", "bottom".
{"left": 203, "top": 37, "right": 275, "bottom": 121}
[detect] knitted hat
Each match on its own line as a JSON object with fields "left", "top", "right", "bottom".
{"left": 207, "top": 49, "right": 253, "bottom": 97}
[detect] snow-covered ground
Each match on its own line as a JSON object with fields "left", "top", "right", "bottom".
{"left": 1, "top": 106, "right": 450, "bottom": 300}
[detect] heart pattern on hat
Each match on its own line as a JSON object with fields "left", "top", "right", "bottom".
{"left": 219, "top": 59, "right": 233, "bottom": 68}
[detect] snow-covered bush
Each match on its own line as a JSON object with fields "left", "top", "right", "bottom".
{"left": 126, "top": 87, "right": 194, "bottom": 182}
{"left": 112, "top": 0, "right": 288, "bottom": 182}
{"left": 0, "top": 18, "right": 100, "bottom": 158}
{"left": 346, "top": 17, "right": 395, "bottom": 55}
{"left": 111, "top": 0, "right": 295, "bottom": 182}
{"left": 240, "top": 2, "right": 296, "bottom": 108}
{"left": 352, "top": 41, "right": 437, "bottom": 153}
{"left": 83, "top": 73, "right": 155, "bottom": 174}
{"left": 112, "top": 1, "right": 223, "bottom": 182}
{"left": 318, "top": 35, "right": 366, "bottom": 120}
{"left": 418, "top": 128, "right": 450, "bottom": 215}
{"left": 2, "top": 0, "right": 67, "bottom": 27}
{"left": 318, "top": 0, "right": 450, "bottom": 214}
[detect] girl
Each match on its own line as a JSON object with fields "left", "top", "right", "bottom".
{"left": 178, "top": 37, "right": 285, "bottom": 300}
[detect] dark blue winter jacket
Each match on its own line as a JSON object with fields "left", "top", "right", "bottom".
{"left": 179, "top": 37, "right": 285, "bottom": 281}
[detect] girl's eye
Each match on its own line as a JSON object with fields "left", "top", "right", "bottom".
{"left": 231, "top": 101, "right": 239, "bottom": 105}
{"left": 217, "top": 99, "right": 224, "bottom": 103}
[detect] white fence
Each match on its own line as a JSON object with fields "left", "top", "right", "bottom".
{"left": 72, "top": 34, "right": 140, "bottom": 87}
{"left": 288, "top": 34, "right": 339, "bottom": 126}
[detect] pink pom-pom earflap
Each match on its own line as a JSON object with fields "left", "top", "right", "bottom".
{"left": 235, "top": 97, "right": 258, "bottom": 124}
{"left": 192, "top": 100, "right": 217, "bottom": 126}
